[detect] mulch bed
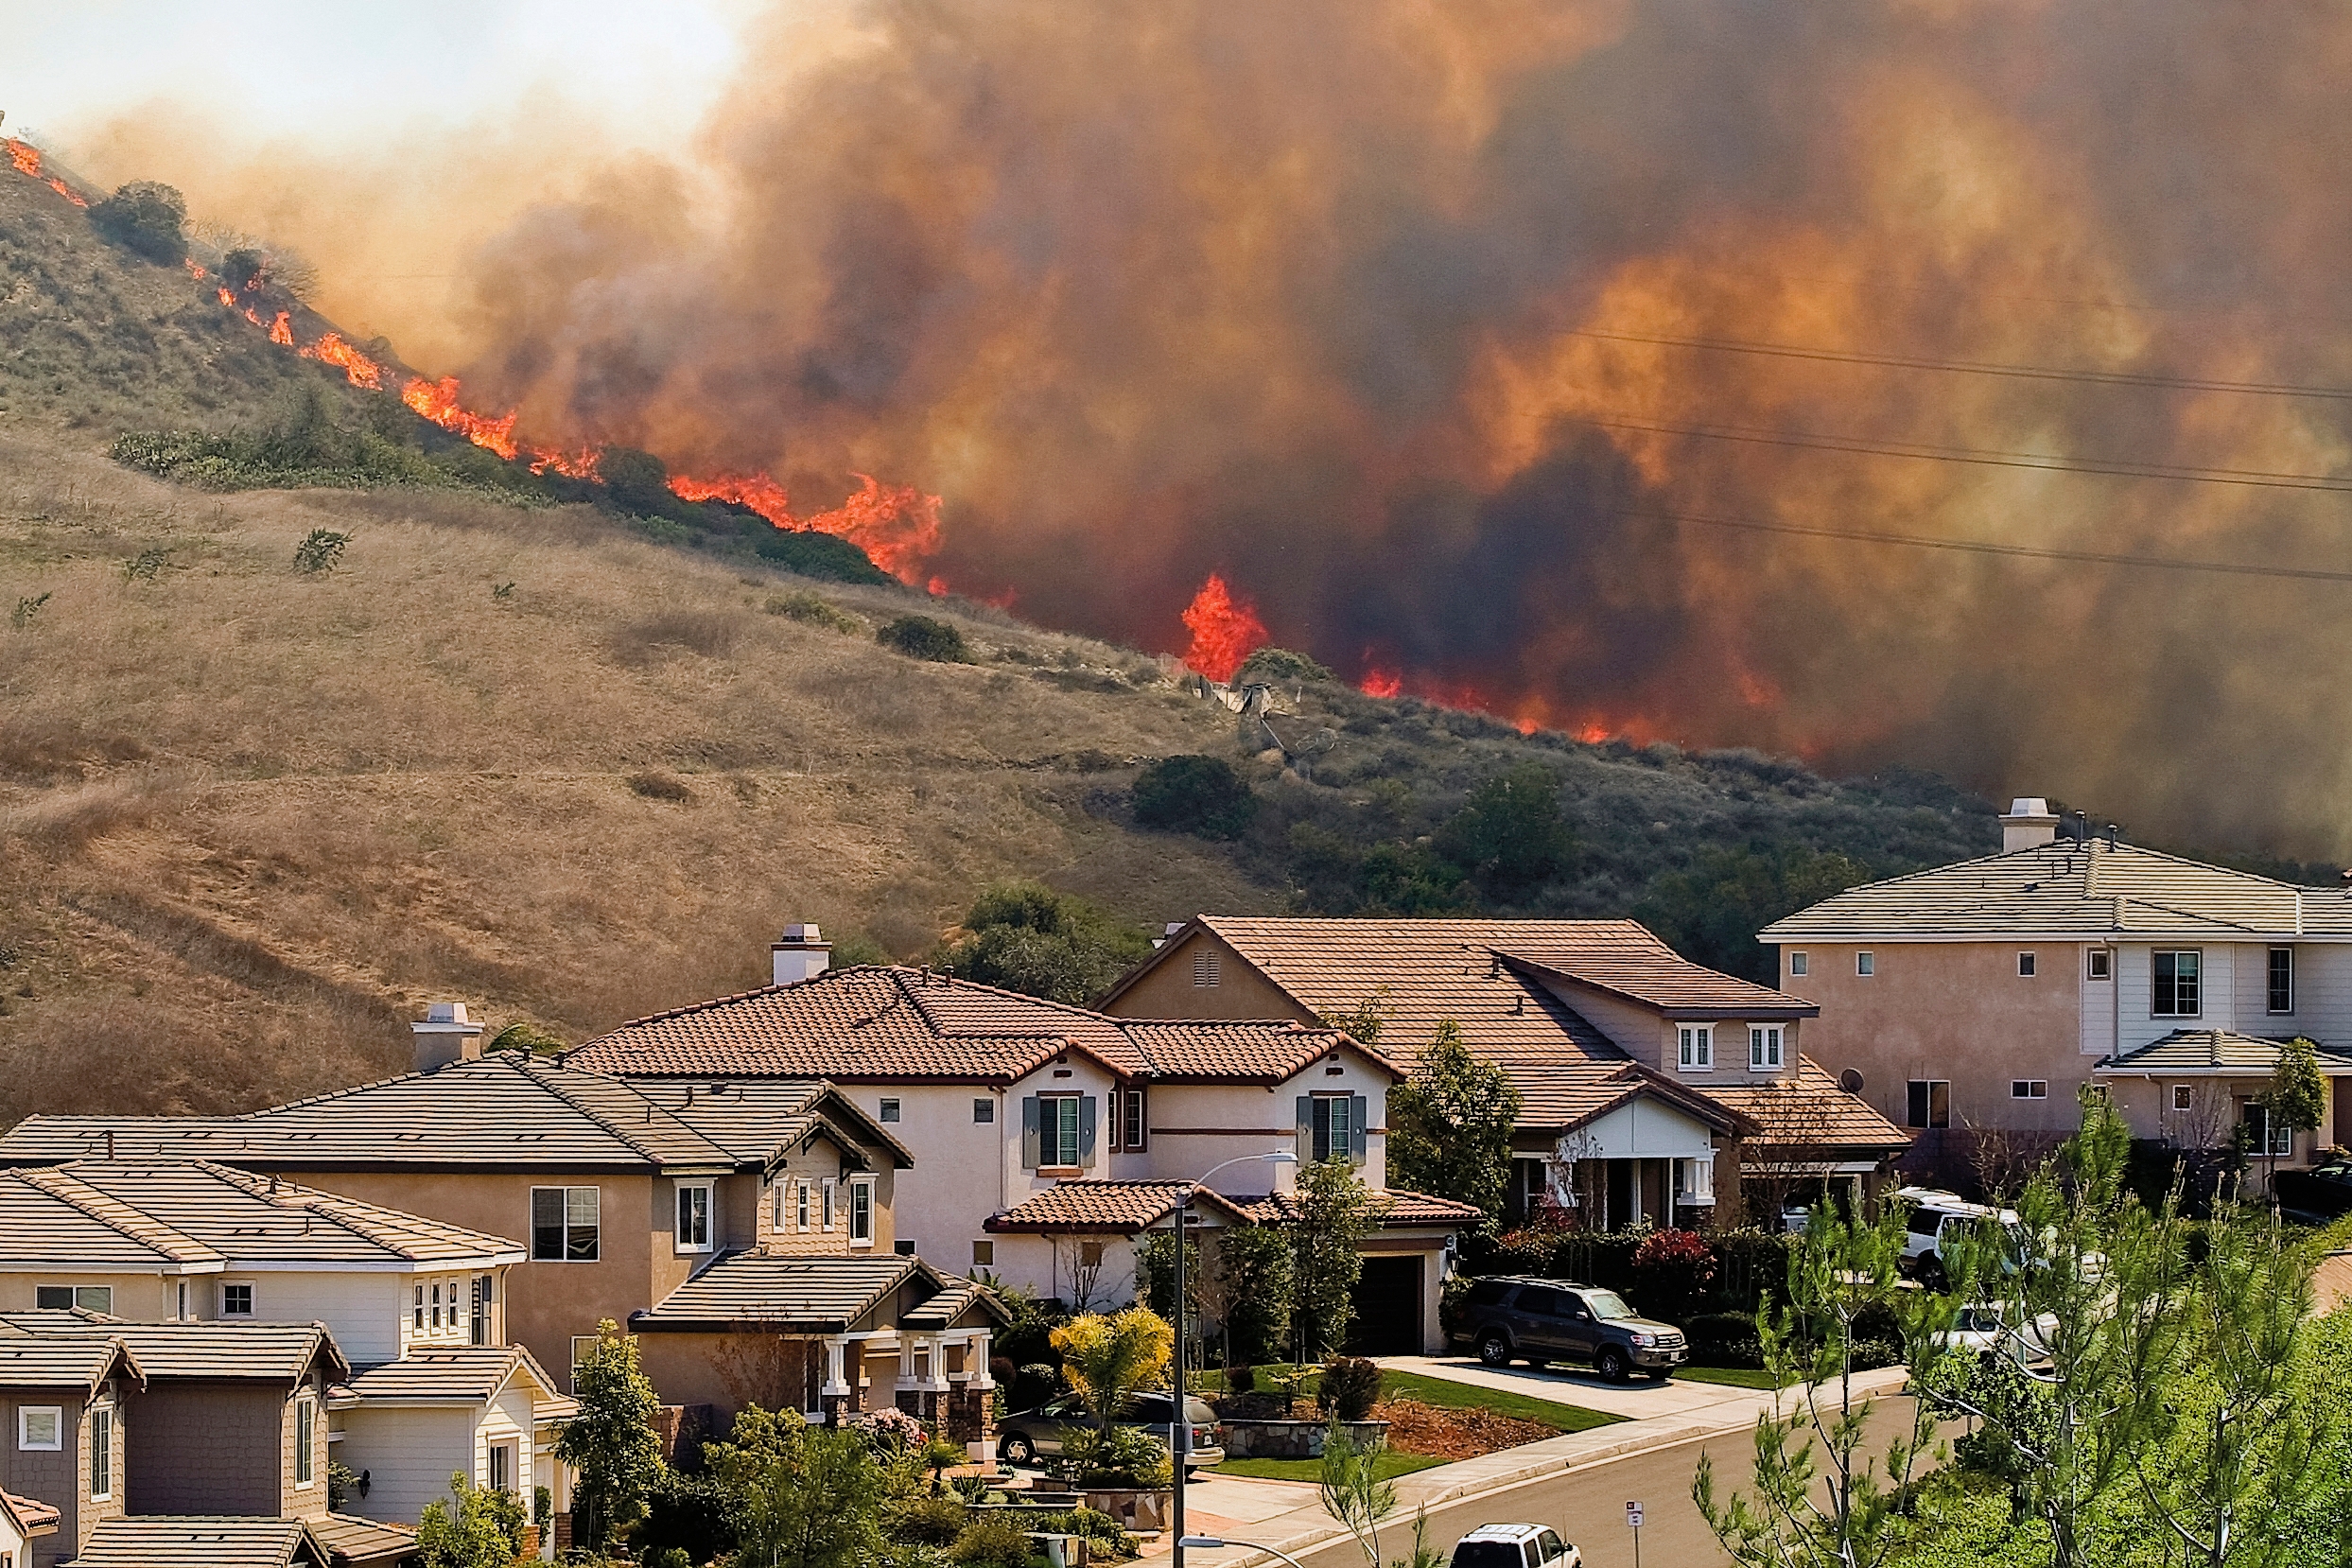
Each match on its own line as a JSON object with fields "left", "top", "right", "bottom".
{"left": 1209, "top": 1393, "right": 1559, "bottom": 1462}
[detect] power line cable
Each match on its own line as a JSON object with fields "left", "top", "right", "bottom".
{"left": 1591, "top": 415, "right": 2352, "bottom": 494}
{"left": 1570, "top": 326, "right": 2352, "bottom": 401}
{"left": 1620, "top": 506, "right": 2352, "bottom": 584}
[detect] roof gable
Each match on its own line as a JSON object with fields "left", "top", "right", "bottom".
{"left": 77, "top": 1517, "right": 331, "bottom": 1568}
{"left": 0, "top": 1315, "right": 350, "bottom": 1385}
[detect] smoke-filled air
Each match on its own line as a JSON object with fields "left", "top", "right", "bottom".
{"left": 79, "top": 0, "right": 2352, "bottom": 855}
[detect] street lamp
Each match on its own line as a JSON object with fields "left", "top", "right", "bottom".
{"left": 1179, "top": 1538, "right": 1309, "bottom": 1568}
{"left": 1173, "top": 1150, "right": 1297, "bottom": 1568}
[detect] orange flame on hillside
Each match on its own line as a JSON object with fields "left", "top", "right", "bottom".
{"left": 401, "top": 375, "right": 520, "bottom": 461}
{"left": 217, "top": 287, "right": 236, "bottom": 308}
{"left": 183, "top": 258, "right": 206, "bottom": 281}
{"left": 1179, "top": 574, "right": 1269, "bottom": 683}
{"left": 4, "top": 140, "right": 36, "bottom": 179}
{"left": 526, "top": 444, "right": 602, "bottom": 479}
{"left": 298, "top": 331, "right": 382, "bottom": 390}
{"left": 268, "top": 312, "right": 293, "bottom": 347}
{"left": 665, "top": 470, "right": 944, "bottom": 584}
{"left": 1359, "top": 667, "right": 1402, "bottom": 699}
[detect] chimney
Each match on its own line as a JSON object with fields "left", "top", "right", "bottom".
{"left": 772, "top": 923, "right": 831, "bottom": 986}
{"left": 2000, "top": 797, "right": 2061, "bottom": 853}
{"left": 411, "top": 1002, "right": 484, "bottom": 1072}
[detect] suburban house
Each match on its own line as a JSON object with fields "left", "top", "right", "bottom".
{"left": 0, "top": 1032, "right": 1006, "bottom": 1452}
{"left": 0, "top": 1334, "right": 139, "bottom": 1568}
{"left": 561, "top": 932, "right": 1479, "bottom": 1354}
{"left": 0, "top": 1489, "right": 59, "bottom": 1568}
{"left": 1100, "top": 916, "right": 1908, "bottom": 1228}
{"left": 1761, "top": 799, "right": 2352, "bottom": 1188}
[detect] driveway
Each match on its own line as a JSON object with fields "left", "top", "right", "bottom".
{"left": 1378, "top": 1355, "right": 1785, "bottom": 1423}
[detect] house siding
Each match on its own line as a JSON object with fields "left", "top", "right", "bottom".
{"left": 0, "top": 1384, "right": 125, "bottom": 1568}
{"left": 336, "top": 1406, "right": 479, "bottom": 1526}
{"left": 120, "top": 1382, "right": 286, "bottom": 1516}
{"left": 1107, "top": 932, "right": 1316, "bottom": 1023}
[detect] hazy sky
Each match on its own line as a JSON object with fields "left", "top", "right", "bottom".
{"left": 0, "top": 0, "right": 748, "bottom": 155}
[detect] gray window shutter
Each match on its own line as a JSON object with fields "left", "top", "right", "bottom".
{"left": 1078, "top": 1097, "right": 1099, "bottom": 1168}
{"left": 1021, "top": 1096, "right": 1041, "bottom": 1170}
{"left": 1350, "top": 1093, "right": 1368, "bottom": 1165}
{"left": 1296, "top": 1096, "right": 1313, "bottom": 1165}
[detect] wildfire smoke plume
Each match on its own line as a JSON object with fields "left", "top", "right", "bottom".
{"left": 75, "top": 1, "right": 2352, "bottom": 852}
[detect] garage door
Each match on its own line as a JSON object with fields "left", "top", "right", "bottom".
{"left": 1346, "top": 1255, "right": 1423, "bottom": 1356}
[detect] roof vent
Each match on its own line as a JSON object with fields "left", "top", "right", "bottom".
{"left": 2000, "top": 797, "right": 2060, "bottom": 853}
{"left": 411, "top": 1002, "right": 484, "bottom": 1072}
{"left": 772, "top": 923, "right": 831, "bottom": 986}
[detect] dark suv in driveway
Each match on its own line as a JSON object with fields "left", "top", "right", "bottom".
{"left": 1450, "top": 1276, "right": 1687, "bottom": 1382}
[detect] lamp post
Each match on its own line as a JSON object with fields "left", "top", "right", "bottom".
{"left": 1173, "top": 1149, "right": 1297, "bottom": 1568}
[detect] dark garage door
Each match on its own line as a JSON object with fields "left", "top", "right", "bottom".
{"left": 1346, "top": 1255, "right": 1423, "bottom": 1356}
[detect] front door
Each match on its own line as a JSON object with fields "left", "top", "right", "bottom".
{"left": 1607, "top": 1161, "right": 1635, "bottom": 1231}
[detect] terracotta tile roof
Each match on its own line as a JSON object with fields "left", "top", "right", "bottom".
{"left": 335, "top": 1345, "right": 570, "bottom": 1408}
{"left": 984, "top": 1180, "right": 1257, "bottom": 1234}
{"left": 2095, "top": 1030, "right": 2352, "bottom": 1076}
{"left": 1696, "top": 1058, "right": 1910, "bottom": 1151}
{"left": 0, "top": 1490, "right": 59, "bottom": 1540}
{"left": 1500, "top": 950, "right": 1814, "bottom": 1019}
{"left": 0, "top": 1333, "right": 142, "bottom": 1394}
{"left": 633, "top": 1252, "right": 1007, "bottom": 1333}
{"left": 1228, "top": 1188, "right": 1486, "bottom": 1228}
{"left": 306, "top": 1515, "right": 417, "bottom": 1568}
{"left": 0, "top": 1162, "right": 523, "bottom": 1271}
{"left": 567, "top": 966, "right": 1392, "bottom": 1086}
{"left": 75, "top": 1518, "right": 331, "bottom": 1568}
{"left": 1760, "top": 838, "right": 2352, "bottom": 943}
{"left": 0, "top": 1315, "right": 350, "bottom": 1385}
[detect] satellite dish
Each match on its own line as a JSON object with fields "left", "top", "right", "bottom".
{"left": 1838, "top": 1068, "right": 1865, "bottom": 1094}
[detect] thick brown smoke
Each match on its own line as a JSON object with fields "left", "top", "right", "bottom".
{"left": 91, "top": 1, "right": 2352, "bottom": 855}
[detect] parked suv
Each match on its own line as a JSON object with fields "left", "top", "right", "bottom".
{"left": 2274, "top": 1156, "right": 2352, "bottom": 1225}
{"left": 995, "top": 1391, "right": 1224, "bottom": 1472}
{"left": 1451, "top": 1523, "right": 1581, "bottom": 1568}
{"left": 1449, "top": 1276, "right": 1687, "bottom": 1382}
{"left": 1896, "top": 1187, "right": 2012, "bottom": 1289}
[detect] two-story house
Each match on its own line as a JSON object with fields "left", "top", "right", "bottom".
{"left": 0, "top": 1334, "right": 139, "bottom": 1568}
{"left": 562, "top": 934, "right": 1478, "bottom": 1353}
{"left": 1100, "top": 916, "right": 1908, "bottom": 1228}
{"left": 1762, "top": 801, "right": 2352, "bottom": 1186}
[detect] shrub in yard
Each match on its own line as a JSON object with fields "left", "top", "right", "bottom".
{"left": 1131, "top": 754, "right": 1258, "bottom": 838}
{"left": 948, "top": 1517, "right": 1037, "bottom": 1568}
{"left": 1682, "top": 1311, "right": 1764, "bottom": 1368}
{"left": 1222, "top": 1360, "right": 1257, "bottom": 1395}
{"left": 878, "top": 615, "right": 973, "bottom": 663}
{"left": 893, "top": 1494, "right": 968, "bottom": 1546}
{"left": 1059, "top": 1423, "right": 1172, "bottom": 1490}
{"left": 1629, "top": 1228, "right": 1717, "bottom": 1320}
{"left": 1316, "top": 1356, "right": 1384, "bottom": 1421}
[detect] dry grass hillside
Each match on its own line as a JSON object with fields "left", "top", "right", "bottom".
{"left": 0, "top": 429, "right": 1264, "bottom": 1119}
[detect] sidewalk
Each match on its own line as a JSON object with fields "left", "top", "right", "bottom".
{"left": 1139, "top": 1361, "right": 1913, "bottom": 1561}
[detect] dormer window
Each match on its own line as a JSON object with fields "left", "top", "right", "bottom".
{"left": 1678, "top": 1026, "right": 1714, "bottom": 1071}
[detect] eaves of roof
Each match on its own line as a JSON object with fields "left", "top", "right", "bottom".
{"left": 1498, "top": 952, "right": 1818, "bottom": 1021}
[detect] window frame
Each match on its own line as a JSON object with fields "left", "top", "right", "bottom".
{"left": 34, "top": 1285, "right": 113, "bottom": 1315}
{"left": 971, "top": 1239, "right": 994, "bottom": 1267}
{"left": 2018, "top": 952, "right": 2037, "bottom": 978}
{"left": 2086, "top": 948, "right": 2113, "bottom": 981}
{"left": 2244, "top": 1101, "right": 2295, "bottom": 1159}
{"left": 1038, "top": 1092, "right": 1084, "bottom": 1170}
{"left": 221, "top": 1281, "right": 254, "bottom": 1316}
{"left": 2268, "top": 947, "right": 2294, "bottom": 1015}
{"left": 2171, "top": 1084, "right": 2195, "bottom": 1113}
{"left": 16, "top": 1406, "right": 61, "bottom": 1452}
{"left": 1192, "top": 948, "right": 1220, "bottom": 987}
{"left": 531, "top": 1185, "right": 601, "bottom": 1263}
{"left": 2152, "top": 950, "right": 2204, "bottom": 1019}
{"left": 1855, "top": 950, "right": 1875, "bottom": 977}
{"left": 798, "top": 1179, "right": 812, "bottom": 1232}
{"left": 293, "top": 1394, "right": 315, "bottom": 1488}
{"left": 1118, "top": 1087, "right": 1147, "bottom": 1152}
{"left": 1907, "top": 1079, "right": 1951, "bottom": 1129}
{"left": 1787, "top": 951, "right": 1808, "bottom": 978}
{"left": 821, "top": 1178, "right": 837, "bottom": 1232}
{"left": 568, "top": 1335, "right": 600, "bottom": 1396}
{"left": 412, "top": 1283, "right": 426, "bottom": 1332}
{"left": 88, "top": 1403, "right": 112, "bottom": 1501}
{"left": 675, "top": 1182, "right": 714, "bottom": 1254}
{"left": 2011, "top": 1079, "right": 2049, "bottom": 1100}
{"left": 973, "top": 1097, "right": 995, "bottom": 1124}
{"left": 1678, "top": 1024, "right": 1714, "bottom": 1071}
{"left": 1309, "top": 1092, "right": 1355, "bottom": 1163}
{"left": 847, "top": 1178, "right": 876, "bottom": 1247}
{"left": 879, "top": 1097, "right": 901, "bottom": 1124}
{"left": 488, "top": 1439, "right": 514, "bottom": 1495}
{"left": 1748, "top": 1026, "right": 1783, "bottom": 1071}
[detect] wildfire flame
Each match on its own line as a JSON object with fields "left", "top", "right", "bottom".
{"left": 183, "top": 258, "right": 206, "bottom": 281}
{"left": 1359, "top": 667, "right": 1402, "bottom": 699}
{"left": 4, "top": 140, "right": 35, "bottom": 179}
{"left": 1179, "top": 574, "right": 1269, "bottom": 683}
{"left": 668, "top": 471, "right": 795, "bottom": 528}
{"left": 400, "top": 375, "right": 521, "bottom": 462}
{"left": 297, "top": 331, "right": 382, "bottom": 391}
{"left": 665, "top": 470, "right": 945, "bottom": 585}
{"left": 217, "top": 287, "right": 236, "bottom": 308}
{"left": 268, "top": 311, "right": 294, "bottom": 347}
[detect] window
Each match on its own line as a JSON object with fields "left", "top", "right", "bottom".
{"left": 488, "top": 1440, "right": 513, "bottom": 1494}
{"left": 822, "top": 1178, "right": 837, "bottom": 1232}
{"left": 1856, "top": 951, "right": 1875, "bottom": 977}
{"left": 471, "top": 1276, "right": 490, "bottom": 1347}
{"left": 971, "top": 1240, "right": 995, "bottom": 1267}
{"left": 973, "top": 1098, "right": 995, "bottom": 1124}
{"left": 2244, "top": 1103, "right": 2295, "bottom": 1159}
{"left": 222, "top": 1283, "right": 253, "bottom": 1316}
{"left": 2269, "top": 947, "right": 2294, "bottom": 1014}
{"left": 1678, "top": 1025, "right": 1714, "bottom": 1071}
{"left": 531, "top": 1186, "right": 600, "bottom": 1262}
{"left": 2012, "top": 1080, "right": 2048, "bottom": 1099}
{"left": 431, "top": 1281, "right": 444, "bottom": 1329}
{"left": 798, "top": 1180, "right": 812, "bottom": 1232}
{"left": 1192, "top": 949, "right": 1220, "bottom": 987}
{"left": 34, "top": 1286, "right": 111, "bottom": 1314}
{"left": 89, "top": 1405, "right": 112, "bottom": 1500}
{"left": 177, "top": 1281, "right": 188, "bottom": 1321}
{"left": 848, "top": 1180, "right": 875, "bottom": 1246}
{"left": 1078, "top": 1241, "right": 1106, "bottom": 1268}
{"left": 1117, "top": 1088, "right": 1146, "bottom": 1151}
{"left": 2086, "top": 949, "right": 2112, "bottom": 981}
{"left": 1038, "top": 1095, "right": 1084, "bottom": 1168}
{"left": 1907, "top": 1080, "right": 1951, "bottom": 1129}
{"left": 293, "top": 1395, "right": 315, "bottom": 1487}
{"left": 569, "top": 1335, "right": 600, "bottom": 1395}
{"left": 894, "top": 1239, "right": 916, "bottom": 1257}
{"left": 2153, "top": 950, "right": 2202, "bottom": 1018}
{"left": 1310, "top": 1094, "right": 1355, "bottom": 1163}
{"left": 676, "top": 1183, "right": 713, "bottom": 1252}
{"left": 1787, "top": 951, "right": 1808, "bottom": 978}
{"left": 413, "top": 1284, "right": 426, "bottom": 1331}
{"left": 879, "top": 1097, "right": 901, "bottom": 1123}
{"left": 2172, "top": 1084, "right": 2195, "bottom": 1112}
{"left": 2018, "top": 952, "right": 2037, "bottom": 978}
{"left": 16, "top": 1406, "right": 60, "bottom": 1452}
{"left": 1749, "top": 1026, "right": 1784, "bottom": 1071}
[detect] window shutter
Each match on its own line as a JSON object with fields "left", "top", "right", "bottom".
{"left": 1078, "top": 1097, "right": 1099, "bottom": 1167}
{"left": 1296, "top": 1096, "right": 1313, "bottom": 1165}
{"left": 1350, "top": 1094, "right": 1368, "bottom": 1165}
{"left": 1021, "top": 1096, "right": 1041, "bottom": 1170}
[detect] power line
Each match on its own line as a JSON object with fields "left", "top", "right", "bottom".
{"left": 1591, "top": 416, "right": 2352, "bottom": 494}
{"left": 1621, "top": 506, "right": 2352, "bottom": 584}
{"left": 1570, "top": 326, "right": 2352, "bottom": 401}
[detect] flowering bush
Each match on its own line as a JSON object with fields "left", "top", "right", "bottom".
{"left": 1631, "top": 1228, "right": 1717, "bottom": 1320}
{"left": 853, "top": 1406, "right": 927, "bottom": 1450}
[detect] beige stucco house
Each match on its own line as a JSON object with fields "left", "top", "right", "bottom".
{"left": 1762, "top": 799, "right": 2352, "bottom": 1188}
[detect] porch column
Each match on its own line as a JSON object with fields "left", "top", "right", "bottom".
{"left": 964, "top": 1330, "right": 994, "bottom": 1388}
{"left": 820, "top": 1335, "right": 852, "bottom": 1427}
{"left": 895, "top": 1334, "right": 922, "bottom": 1416}
{"left": 947, "top": 1331, "right": 998, "bottom": 1461}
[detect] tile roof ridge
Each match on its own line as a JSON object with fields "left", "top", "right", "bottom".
{"left": 519, "top": 1055, "right": 729, "bottom": 1167}
{"left": 603, "top": 980, "right": 800, "bottom": 1034}
{"left": 20, "top": 1166, "right": 222, "bottom": 1265}
{"left": 904, "top": 966, "right": 1130, "bottom": 1029}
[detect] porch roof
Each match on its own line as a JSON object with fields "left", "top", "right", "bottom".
{"left": 632, "top": 1252, "right": 1008, "bottom": 1334}
{"left": 2095, "top": 1030, "right": 2352, "bottom": 1077}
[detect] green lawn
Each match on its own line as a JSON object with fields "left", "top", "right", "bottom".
{"left": 1211, "top": 1451, "right": 1450, "bottom": 1483}
{"left": 1673, "top": 1366, "right": 1782, "bottom": 1389}
{"left": 1377, "top": 1369, "right": 1624, "bottom": 1433}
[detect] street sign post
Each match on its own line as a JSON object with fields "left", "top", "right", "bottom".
{"left": 1625, "top": 1502, "right": 1643, "bottom": 1568}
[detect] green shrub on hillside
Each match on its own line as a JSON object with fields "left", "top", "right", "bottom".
{"left": 877, "top": 615, "right": 973, "bottom": 663}
{"left": 1236, "top": 646, "right": 1333, "bottom": 684}
{"left": 764, "top": 591, "right": 863, "bottom": 634}
{"left": 938, "top": 881, "right": 1153, "bottom": 1004}
{"left": 87, "top": 181, "right": 186, "bottom": 264}
{"left": 755, "top": 530, "right": 890, "bottom": 584}
{"left": 1132, "top": 754, "right": 1258, "bottom": 838}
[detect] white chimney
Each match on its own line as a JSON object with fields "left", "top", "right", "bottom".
{"left": 411, "top": 1002, "right": 484, "bottom": 1072}
{"left": 2000, "top": 797, "right": 2061, "bottom": 853}
{"left": 772, "top": 923, "right": 831, "bottom": 986}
